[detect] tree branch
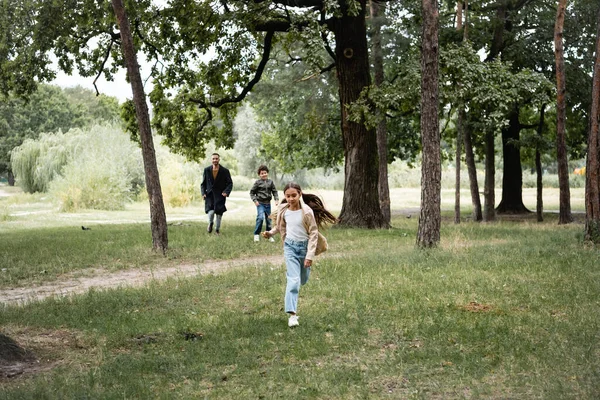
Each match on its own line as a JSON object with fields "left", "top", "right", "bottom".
{"left": 255, "top": 0, "right": 324, "bottom": 8}
{"left": 93, "top": 39, "right": 117, "bottom": 96}
{"left": 189, "top": 29, "right": 275, "bottom": 114}
{"left": 320, "top": 10, "right": 336, "bottom": 62}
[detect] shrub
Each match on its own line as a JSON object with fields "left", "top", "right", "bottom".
{"left": 47, "top": 125, "right": 144, "bottom": 211}
{"left": 156, "top": 148, "right": 202, "bottom": 207}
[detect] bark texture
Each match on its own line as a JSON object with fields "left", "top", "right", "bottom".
{"left": 417, "top": 0, "right": 441, "bottom": 247}
{"left": 463, "top": 112, "right": 482, "bottom": 221}
{"left": 585, "top": 6, "right": 600, "bottom": 242}
{"left": 484, "top": 130, "right": 496, "bottom": 221}
{"left": 496, "top": 108, "right": 530, "bottom": 214}
{"left": 335, "top": 0, "right": 386, "bottom": 228}
{"left": 536, "top": 106, "right": 546, "bottom": 222}
{"left": 455, "top": 108, "right": 462, "bottom": 224}
{"left": 112, "top": 0, "right": 168, "bottom": 253}
{"left": 370, "top": 0, "right": 391, "bottom": 226}
{"left": 554, "top": 0, "right": 573, "bottom": 224}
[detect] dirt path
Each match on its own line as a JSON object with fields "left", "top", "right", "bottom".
{"left": 0, "top": 255, "right": 284, "bottom": 306}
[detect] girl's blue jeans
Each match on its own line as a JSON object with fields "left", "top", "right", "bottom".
{"left": 253, "top": 202, "right": 272, "bottom": 235}
{"left": 283, "top": 238, "right": 310, "bottom": 314}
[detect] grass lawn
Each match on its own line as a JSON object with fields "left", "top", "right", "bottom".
{"left": 1, "top": 187, "right": 599, "bottom": 398}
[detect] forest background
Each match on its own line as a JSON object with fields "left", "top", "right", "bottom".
{"left": 1, "top": 0, "right": 600, "bottom": 238}
{"left": 0, "top": 84, "right": 588, "bottom": 214}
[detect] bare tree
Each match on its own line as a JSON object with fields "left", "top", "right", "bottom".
{"left": 417, "top": 0, "right": 441, "bottom": 247}
{"left": 111, "top": 0, "right": 168, "bottom": 253}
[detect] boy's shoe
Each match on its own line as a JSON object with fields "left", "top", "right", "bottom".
{"left": 269, "top": 237, "right": 275, "bottom": 242}
{"left": 207, "top": 223, "right": 213, "bottom": 233}
{"left": 254, "top": 234, "right": 260, "bottom": 242}
{"left": 288, "top": 315, "right": 299, "bottom": 328}
{"left": 215, "top": 230, "right": 220, "bottom": 236}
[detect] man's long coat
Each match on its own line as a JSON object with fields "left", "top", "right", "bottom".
{"left": 201, "top": 165, "right": 233, "bottom": 215}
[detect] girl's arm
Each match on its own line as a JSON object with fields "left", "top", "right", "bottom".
{"left": 304, "top": 210, "right": 319, "bottom": 262}
{"left": 262, "top": 205, "right": 281, "bottom": 238}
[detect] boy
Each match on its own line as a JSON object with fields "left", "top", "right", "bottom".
{"left": 249, "top": 165, "right": 279, "bottom": 242}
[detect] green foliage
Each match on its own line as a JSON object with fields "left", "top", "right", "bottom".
{"left": 10, "top": 132, "right": 69, "bottom": 193}
{"left": 232, "top": 105, "right": 274, "bottom": 177}
{"left": 250, "top": 54, "right": 343, "bottom": 173}
{"left": 62, "top": 86, "right": 121, "bottom": 125}
{"left": 0, "top": 84, "right": 121, "bottom": 178}
{"left": 155, "top": 147, "right": 202, "bottom": 208}
{"left": 149, "top": 83, "right": 238, "bottom": 162}
{"left": 48, "top": 125, "right": 144, "bottom": 211}
{"left": 347, "top": 50, "right": 422, "bottom": 164}
{"left": 11, "top": 124, "right": 144, "bottom": 210}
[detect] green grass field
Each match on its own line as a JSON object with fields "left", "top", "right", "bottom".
{"left": 1, "top": 187, "right": 599, "bottom": 399}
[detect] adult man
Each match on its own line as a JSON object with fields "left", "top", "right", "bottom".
{"left": 201, "top": 153, "right": 233, "bottom": 235}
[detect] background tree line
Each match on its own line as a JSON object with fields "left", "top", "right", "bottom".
{"left": 2, "top": 0, "right": 600, "bottom": 248}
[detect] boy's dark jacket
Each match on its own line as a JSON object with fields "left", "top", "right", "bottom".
{"left": 249, "top": 178, "right": 279, "bottom": 204}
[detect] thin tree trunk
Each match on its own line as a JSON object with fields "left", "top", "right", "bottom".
{"left": 455, "top": 108, "right": 462, "bottom": 224}
{"left": 456, "top": 1, "right": 463, "bottom": 30}
{"left": 370, "top": 0, "right": 391, "bottom": 226}
{"left": 536, "top": 105, "right": 546, "bottom": 222}
{"left": 417, "top": 0, "right": 441, "bottom": 247}
{"left": 459, "top": 0, "right": 481, "bottom": 222}
{"left": 585, "top": 5, "right": 600, "bottom": 242}
{"left": 7, "top": 171, "right": 14, "bottom": 186}
{"left": 454, "top": 0, "right": 463, "bottom": 225}
{"left": 463, "top": 113, "right": 482, "bottom": 221}
{"left": 484, "top": 129, "right": 495, "bottom": 221}
{"left": 554, "top": 0, "right": 573, "bottom": 224}
{"left": 463, "top": 0, "right": 469, "bottom": 40}
{"left": 334, "top": 0, "right": 386, "bottom": 229}
{"left": 111, "top": 0, "right": 168, "bottom": 253}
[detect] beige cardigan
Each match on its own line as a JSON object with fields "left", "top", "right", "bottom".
{"left": 268, "top": 201, "right": 328, "bottom": 261}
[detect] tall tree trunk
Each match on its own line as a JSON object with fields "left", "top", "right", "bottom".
{"left": 370, "top": 0, "right": 391, "bottom": 226}
{"left": 585, "top": 5, "right": 600, "bottom": 242}
{"left": 463, "top": 0, "right": 469, "bottom": 40}
{"left": 417, "top": 0, "right": 441, "bottom": 247}
{"left": 334, "top": 0, "right": 386, "bottom": 229}
{"left": 456, "top": 1, "right": 463, "bottom": 31}
{"left": 496, "top": 108, "right": 529, "bottom": 214}
{"left": 463, "top": 112, "right": 482, "bottom": 221}
{"left": 487, "top": 1, "right": 529, "bottom": 215}
{"left": 111, "top": 0, "right": 168, "bottom": 253}
{"left": 536, "top": 105, "right": 546, "bottom": 222}
{"left": 554, "top": 0, "right": 573, "bottom": 224}
{"left": 484, "top": 130, "right": 496, "bottom": 221}
{"left": 486, "top": 3, "right": 507, "bottom": 62}
{"left": 454, "top": 0, "right": 463, "bottom": 225}
{"left": 455, "top": 108, "right": 461, "bottom": 224}
{"left": 459, "top": 0, "right": 481, "bottom": 222}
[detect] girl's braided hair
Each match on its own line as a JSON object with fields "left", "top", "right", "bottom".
{"left": 282, "top": 182, "right": 337, "bottom": 229}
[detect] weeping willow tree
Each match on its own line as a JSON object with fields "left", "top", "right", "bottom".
{"left": 11, "top": 124, "right": 144, "bottom": 210}
{"left": 10, "top": 133, "right": 71, "bottom": 194}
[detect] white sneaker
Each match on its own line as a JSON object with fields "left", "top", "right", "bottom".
{"left": 269, "top": 237, "right": 275, "bottom": 242}
{"left": 288, "top": 315, "right": 299, "bottom": 328}
{"left": 254, "top": 235, "right": 260, "bottom": 242}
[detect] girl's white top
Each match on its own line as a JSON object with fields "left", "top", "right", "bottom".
{"left": 284, "top": 209, "right": 309, "bottom": 241}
